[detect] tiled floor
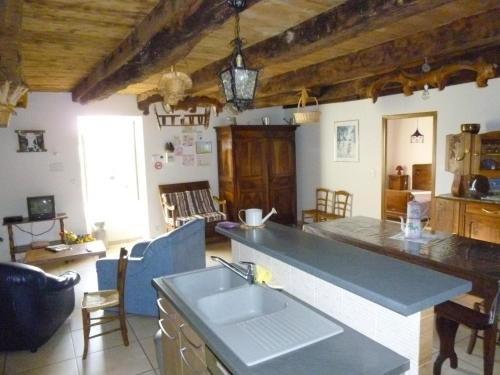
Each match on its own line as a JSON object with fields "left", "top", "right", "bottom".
{"left": 0, "top": 239, "right": 232, "bottom": 375}
{"left": 1, "top": 239, "right": 498, "bottom": 375}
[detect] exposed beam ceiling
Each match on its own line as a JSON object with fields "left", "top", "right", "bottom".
{"left": 72, "top": 0, "right": 264, "bottom": 104}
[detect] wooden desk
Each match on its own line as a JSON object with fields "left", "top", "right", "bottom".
{"left": 24, "top": 240, "right": 106, "bottom": 266}
{"left": 304, "top": 217, "right": 500, "bottom": 375}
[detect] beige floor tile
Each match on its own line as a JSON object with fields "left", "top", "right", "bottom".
{"left": 71, "top": 321, "right": 136, "bottom": 357}
{"left": 205, "top": 239, "right": 231, "bottom": 267}
{"left": 433, "top": 325, "right": 473, "bottom": 352}
{"left": 139, "top": 337, "right": 158, "bottom": 369}
{"left": 453, "top": 335, "right": 500, "bottom": 373}
{"left": 432, "top": 353, "right": 483, "bottom": 375}
{"left": 14, "top": 359, "right": 79, "bottom": 375}
{"left": 127, "top": 315, "right": 159, "bottom": 340}
{"left": 4, "top": 329, "right": 75, "bottom": 374}
{"left": 77, "top": 341, "right": 152, "bottom": 375}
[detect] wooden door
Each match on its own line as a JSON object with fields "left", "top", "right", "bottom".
{"left": 268, "top": 134, "right": 297, "bottom": 224}
{"left": 234, "top": 132, "right": 268, "bottom": 218}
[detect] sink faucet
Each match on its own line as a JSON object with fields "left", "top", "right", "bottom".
{"left": 211, "top": 256, "right": 255, "bottom": 285}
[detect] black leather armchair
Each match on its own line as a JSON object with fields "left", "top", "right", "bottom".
{"left": 0, "top": 262, "right": 80, "bottom": 352}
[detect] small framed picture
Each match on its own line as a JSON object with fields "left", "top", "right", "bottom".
{"left": 333, "top": 120, "right": 359, "bottom": 162}
{"left": 196, "top": 141, "right": 212, "bottom": 154}
{"left": 16, "top": 130, "right": 47, "bottom": 152}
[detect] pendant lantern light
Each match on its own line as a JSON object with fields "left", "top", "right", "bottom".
{"left": 219, "top": 0, "right": 258, "bottom": 112}
{"left": 411, "top": 119, "right": 424, "bottom": 143}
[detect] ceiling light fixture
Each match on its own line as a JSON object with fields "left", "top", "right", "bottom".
{"left": 411, "top": 118, "right": 424, "bottom": 143}
{"left": 158, "top": 66, "right": 192, "bottom": 109}
{"left": 421, "top": 57, "right": 431, "bottom": 100}
{"left": 219, "top": 0, "right": 258, "bottom": 112}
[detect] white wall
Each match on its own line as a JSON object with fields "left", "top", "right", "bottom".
{"left": 0, "top": 91, "right": 285, "bottom": 262}
{"left": 386, "top": 117, "right": 433, "bottom": 189}
{"left": 287, "top": 79, "right": 500, "bottom": 219}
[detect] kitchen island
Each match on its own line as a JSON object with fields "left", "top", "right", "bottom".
{"left": 216, "top": 221, "right": 472, "bottom": 375}
{"left": 303, "top": 216, "right": 500, "bottom": 375}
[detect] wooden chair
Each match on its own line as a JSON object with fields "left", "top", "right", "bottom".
{"left": 302, "top": 188, "right": 332, "bottom": 224}
{"left": 81, "top": 248, "right": 129, "bottom": 359}
{"left": 318, "top": 190, "right": 350, "bottom": 221}
{"left": 467, "top": 301, "right": 499, "bottom": 355}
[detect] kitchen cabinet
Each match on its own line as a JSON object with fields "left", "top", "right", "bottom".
{"left": 216, "top": 125, "right": 298, "bottom": 225}
{"left": 433, "top": 195, "right": 500, "bottom": 244}
{"left": 446, "top": 131, "right": 500, "bottom": 178}
{"left": 157, "top": 295, "right": 210, "bottom": 375}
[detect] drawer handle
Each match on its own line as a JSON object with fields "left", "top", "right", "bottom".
{"left": 455, "top": 149, "right": 469, "bottom": 161}
{"left": 156, "top": 298, "right": 169, "bottom": 315}
{"left": 158, "top": 318, "right": 176, "bottom": 340}
{"left": 482, "top": 208, "right": 500, "bottom": 215}
{"left": 179, "top": 323, "right": 203, "bottom": 349}
{"left": 180, "top": 347, "right": 206, "bottom": 374}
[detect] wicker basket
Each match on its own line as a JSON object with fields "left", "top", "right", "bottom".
{"left": 0, "top": 104, "right": 14, "bottom": 128}
{"left": 293, "top": 90, "right": 321, "bottom": 124}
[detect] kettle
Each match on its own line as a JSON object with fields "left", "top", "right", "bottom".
{"left": 238, "top": 208, "right": 277, "bottom": 227}
{"left": 400, "top": 200, "right": 423, "bottom": 239}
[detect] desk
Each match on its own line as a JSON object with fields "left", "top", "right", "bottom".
{"left": 24, "top": 240, "right": 106, "bottom": 266}
{"left": 304, "top": 216, "right": 500, "bottom": 375}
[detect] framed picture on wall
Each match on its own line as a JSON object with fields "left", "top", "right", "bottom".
{"left": 15, "top": 130, "right": 47, "bottom": 152}
{"left": 333, "top": 120, "right": 359, "bottom": 162}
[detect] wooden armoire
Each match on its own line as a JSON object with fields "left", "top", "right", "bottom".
{"left": 215, "top": 125, "right": 298, "bottom": 225}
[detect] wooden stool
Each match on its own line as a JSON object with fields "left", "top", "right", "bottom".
{"left": 81, "top": 248, "right": 129, "bottom": 359}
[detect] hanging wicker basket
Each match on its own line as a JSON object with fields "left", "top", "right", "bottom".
{"left": 158, "top": 66, "right": 192, "bottom": 106}
{"left": 0, "top": 104, "right": 14, "bottom": 128}
{"left": 293, "top": 89, "right": 321, "bottom": 124}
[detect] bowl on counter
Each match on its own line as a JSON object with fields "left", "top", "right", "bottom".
{"left": 460, "top": 123, "right": 480, "bottom": 134}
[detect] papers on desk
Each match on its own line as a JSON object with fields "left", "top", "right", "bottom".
{"left": 46, "top": 244, "right": 71, "bottom": 252}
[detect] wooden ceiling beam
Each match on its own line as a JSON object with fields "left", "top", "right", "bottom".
{"left": 0, "top": 0, "right": 23, "bottom": 83}
{"left": 253, "top": 45, "right": 500, "bottom": 108}
{"left": 73, "top": 0, "right": 263, "bottom": 104}
{"left": 256, "top": 7, "right": 500, "bottom": 98}
{"left": 189, "top": 0, "right": 457, "bottom": 94}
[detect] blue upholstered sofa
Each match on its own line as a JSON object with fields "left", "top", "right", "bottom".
{"left": 96, "top": 219, "right": 206, "bottom": 316}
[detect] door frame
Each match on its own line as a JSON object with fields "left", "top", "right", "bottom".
{"left": 381, "top": 111, "right": 438, "bottom": 220}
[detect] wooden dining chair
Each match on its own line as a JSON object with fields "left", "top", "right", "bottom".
{"left": 467, "top": 301, "right": 499, "bottom": 354}
{"left": 81, "top": 247, "right": 129, "bottom": 359}
{"left": 318, "top": 190, "right": 350, "bottom": 221}
{"left": 302, "top": 188, "right": 332, "bottom": 224}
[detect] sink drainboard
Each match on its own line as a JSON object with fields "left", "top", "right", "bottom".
{"left": 215, "top": 304, "right": 343, "bottom": 366}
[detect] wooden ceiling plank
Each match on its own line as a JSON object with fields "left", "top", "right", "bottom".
{"left": 187, "top": 0, "right": 457, "bottom": 95}
{"left": 0, "top": 0, "right": 23, "bottom": 83}
{"left": 73, "top": 0, "right": 264, "bottom": 104}
{"left": 255, "top": 7, "right": 500, "bottom": 98}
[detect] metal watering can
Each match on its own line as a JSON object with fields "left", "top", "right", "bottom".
{"left": 238, "top": 208, "right": 277, "bottom": 227}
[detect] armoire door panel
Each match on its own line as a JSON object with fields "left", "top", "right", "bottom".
{"left": 235, "top": 140, "right": 266, "bottom": 178}
{"left": 238, "top": 191, "right": 267, "bottom": 211}
{"left": 269, "top": 139, "right": 294, "bottom": 177}
{"left": 270, "top": 188, "right": 296, "bottom": 224}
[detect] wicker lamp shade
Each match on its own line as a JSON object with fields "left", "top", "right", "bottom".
{"left": 0, "top": 81, "right": 28, "bottom": 128}
{"left": 158, "top": 67, "right": 192, "bottom": 106}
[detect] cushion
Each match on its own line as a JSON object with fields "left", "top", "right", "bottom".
{"left": 162, "top": 192, "right": 191, "bottom": 218}
{"left": 194, "top": 212, "right": 226, "bottom": 223}
{"left": 186, "top": 189, "right": 218, "bottom": 215}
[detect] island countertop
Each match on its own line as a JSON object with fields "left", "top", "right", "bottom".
{"left": 216, "top": 222, "right": 471, "bottom": 316}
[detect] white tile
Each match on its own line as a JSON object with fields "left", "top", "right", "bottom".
{"left": 287, "top": 267, "right": 315, "bottom": 306}
{"left": 13, "top": 358, "right": 79, "bottom": 375}
{"left": 139, "top": 337, "right": 158, "bottom": 369}
{"left": 127, "top": 315, "right": 159, "bottom": 340}
{"left": 77, "top": 341, "right": 152, "bottom": 375}
{"left": 268, "top": 258, "right": 291, "bottom": 289}
{"left": 314, "top": 278, "right": 342, "bottom": 318}
{"left": 5, "top": 329, "right": 75, "bottom": 374}
{"left": 338, "top": 290, "right": 379, "bottom": 338}
{"left": 71, "top": 322, "right": 135, "bottom": 357}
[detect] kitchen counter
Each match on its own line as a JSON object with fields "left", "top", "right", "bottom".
{"left": 153, "top": 272, "right": 410, "bottom": 375}
{"left": 437, "top": 193, "right": 500, "bottom": 205}
{"left": 216, "top": 222, "right": 471, "bottom": 316}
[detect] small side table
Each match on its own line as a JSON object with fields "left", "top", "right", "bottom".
{"left": 388, "top": 174, "right": 409, "bottom": 190}
{"left": 3, "top": 215, "right": 67, "bottom": 262}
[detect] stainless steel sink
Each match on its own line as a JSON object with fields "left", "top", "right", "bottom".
{"left": 169, "top": 266, "right": 247, "bottom": 302}
{"left": 197, "top": 285, "right": 288, "bottom": 325}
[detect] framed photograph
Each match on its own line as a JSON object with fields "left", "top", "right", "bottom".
{"left": 333, "top": 120, "right": 359, "bottom": 162}
{"left": 16, "top": 130, "right": 47, "bottom": 152}
{"left": 196, "top": 141, "right": 212, "bottom": 154}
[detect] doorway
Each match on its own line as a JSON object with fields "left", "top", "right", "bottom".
{"left": 78, "top": 116, "right": 148, "bottom": 244}
{"left": 381, "top": 112, "right": 437, "bottom": 221}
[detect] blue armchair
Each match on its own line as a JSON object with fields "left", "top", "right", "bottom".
{"left": 96, "top": 219, "right": 206, "bottom": 316}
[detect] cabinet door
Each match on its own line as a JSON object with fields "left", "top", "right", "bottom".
{"left": 158, "top": 309, "right": 182, "bottom": 375}
{"left": 446, "top": 133, "right": 473, "bottom": 174}
{"left": 234, "top": 137, "right": 268, "bottom": 215}
{"left": 432, "top": 198, "right": 460, "bottom": 234}
{"left": 268, "top": 136, "right": 297, "bottom": 225}
{"left": 464, "top": 214, "right": 500, "bottom": 244}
